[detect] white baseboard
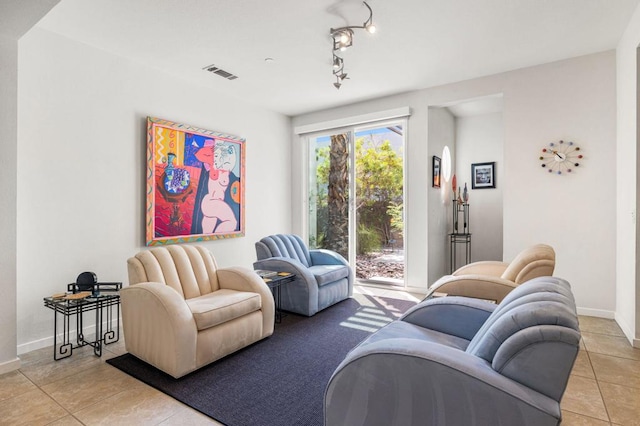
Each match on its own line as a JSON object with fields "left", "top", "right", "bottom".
{"left": 614, "top": 312, "right": 638, "bottom": 347}
{"left": 18, "top": 335, "right": 56, "bottom": 355}
{"left": 576, "top": 307, "right": 615, "bottom": 319}
{"left": 0, "top": 357, "right": 20, "bottom": 374}
{"left": 18, "top": 318, "right": 122, "bottom": 355}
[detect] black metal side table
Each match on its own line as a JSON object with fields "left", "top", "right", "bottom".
{"left": 262, "top": 273, "right": 295, "bottom": 324}
{"left": 43, "top": 289, "right": 121, "bottom": 360}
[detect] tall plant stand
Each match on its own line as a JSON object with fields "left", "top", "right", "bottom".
{"left": 450, "top": 200, "right": 471, "bottom": 273}
{"left": 449, "top": 232, "right": 471, "bottom": 273}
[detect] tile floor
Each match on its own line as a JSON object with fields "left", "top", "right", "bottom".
{"left": 1, "top": 285, "right": 638, "bottom": 425}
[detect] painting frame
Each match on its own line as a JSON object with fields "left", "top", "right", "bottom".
{"left": 432, "top": 155, "right": 441, "bottom": 188}
{"left": 146, "top": 116, "right": 245, "bottom": 246}
{"left": 471, "top": 162, "right": 496, "bottom": 189}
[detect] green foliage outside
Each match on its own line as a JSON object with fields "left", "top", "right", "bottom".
{"left": 312, "top": 135, "right": 404, "bottom": 255}
{"left": 357, "top": 224, "right": 381, "bottom": 255}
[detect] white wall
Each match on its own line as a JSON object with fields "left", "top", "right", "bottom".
{"left": 0, "top": 0, "right": 60, "bottom": 374}
{"left": 0, "top": 35, "right": 20, "bottom": 373}
{"left": 16, "top": 28, "right": 292, "bottom": 353}
{"left": 616, "top": 5, "right": 640, "bottom": 346}
{"left": 427, "top": 107, "right": 455, "bottom": 283}
{"left": 292, "top": 50, "right": 617, "bottom": 317}
{"left": 455, "top": 112, "right": 504, "bottom": 263}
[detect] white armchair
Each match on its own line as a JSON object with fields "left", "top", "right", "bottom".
{"left": 122, "top": 245, "right": 274, "bottom": 378}
{"left": 426, "top": 244, "right": 556, "bottom": 303}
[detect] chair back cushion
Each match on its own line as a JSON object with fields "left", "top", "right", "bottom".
{"left": 127, "top": 245, "right": 220, "bottom": 299}
{"left": 500, "top": 244, "right": 556, "bottom": 283}
{"left": 255, "top": 234, "right": 312, "bottom": 267}
{"left": 466, "top": 278, "right": 580, "bottom": 401}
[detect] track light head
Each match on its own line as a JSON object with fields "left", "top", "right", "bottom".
{"left": 328, "top": 1, "right": 376, "bottom": 89}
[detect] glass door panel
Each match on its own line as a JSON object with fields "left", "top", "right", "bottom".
{"left": 308, "top": 131, "right": 352, "bottom": 261}
{"left": 354, "top": 124, "right": 405, "bottom": 285}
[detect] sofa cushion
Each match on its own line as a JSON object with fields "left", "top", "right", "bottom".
{"left": 308, "top": 264, "right": 350, "bottom": 286}
{"left": 186, "top": 289, "right": 261, "bottom": 331}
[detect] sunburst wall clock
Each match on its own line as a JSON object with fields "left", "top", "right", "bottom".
{"left": 539, "top": 140, "right": 583, "bottom": 175}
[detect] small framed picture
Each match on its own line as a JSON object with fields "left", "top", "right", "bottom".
{"left": 471, "top": 162, "right": 496, "bottom": 189}
{"left": 432, "top": 156, "right": 441, "bottom": 188}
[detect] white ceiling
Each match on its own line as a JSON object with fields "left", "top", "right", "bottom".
{"left": 28, "top": 0, "right": 640, "bottom": 116}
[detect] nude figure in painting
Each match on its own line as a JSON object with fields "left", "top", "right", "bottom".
{"left": 195, "top": 139, "right": 238, "bottom": 234}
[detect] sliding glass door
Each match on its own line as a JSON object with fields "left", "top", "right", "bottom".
{"left": 307, "top": 120, "right": 405, "bottom": 287}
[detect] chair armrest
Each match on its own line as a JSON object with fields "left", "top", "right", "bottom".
{"left": 427, "top": 274, "right": 518, "bottom": 303}
{"left": 121, "top": 283, "right": 197, "bottom": 378}
{"left": 326, "top": 339, "right": 560, "bottom": 426}
{"left": 401, "top": 297, "right": 496, "bottom": 340}
{"left": 453, "top": 261, "right": 509, "bottom": 277}
{"left": 309, "top": 249, "right": 348, "bottom": 266}
{"left": 217, "top": 266, "right": 275, "bottom": 337}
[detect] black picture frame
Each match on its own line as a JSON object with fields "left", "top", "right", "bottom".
{"left": 471, "top": 162, "right": 496, "bottom": 189}
{"left": 432, "top": 156, "right": 441, "bottom": 188}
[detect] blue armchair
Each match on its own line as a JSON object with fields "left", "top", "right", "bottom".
{"left": 254, "top": 234, "right": 353, "bottom": 316}
{"left": 325, "top": 277, "right": 580, "bottom": 426}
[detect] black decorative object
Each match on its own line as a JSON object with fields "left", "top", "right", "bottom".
{"left": 68, "top": 272, "right": 121, "bottom": 296}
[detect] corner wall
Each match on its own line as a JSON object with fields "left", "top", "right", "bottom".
{"left": 616, "top": 4, "right": 640, "bottom": 346}
{"left": 455, "top": 112, "right": 504, "bottom": 264}
{"left": 427, "top": 107, "right": 455, "bottom": 283}
{"left": 0, "top": 0, "right": 60, "bottom": 374}
{"left": 16, "top": 28, "right": 292, "bottom": 353}
{"left": 0, "top": 35, "right": 20, "bottom": 373}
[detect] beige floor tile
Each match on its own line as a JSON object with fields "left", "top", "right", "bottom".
{"left": 46, "top": 416, "right": 85, "bottom": 426}
{"left": 571, "top": 350, "right": 595, "bottom": 379}
{"left": 0, "top": 388, "right": 68, "bottom": 426}
{"left": 561, "top": 375, "right": 609, "bottom": 421}
{"left": 561, "top": 410, "right": 611, "bottom": 425}
{"left": 582, "top": 332, "right": 640, "bottom": 361}
{"left": 590, "top": 353, "right": 640, "bottom": 389}
{"left": 73, "top": 384, "right": 185, "bottom": 425}
{"left": 19, "top": 345, "right": 104, "bottom": 386}
{"left": 41, "top": 362, "right": 142, "bottom": 413}
{"left": 0, "top": 370, "right": 37, "bottom": 402}
{"left": 579, "top": 316, "right": 625, "bottom": 337}
{"left": 599, "top": 382, "right": 640, "bottom": 425}
{"left": 158, "top": 405, "right": 222, "bottom": 425}
{"left": 102, "top": 338, "right": 127, "bottom": 359}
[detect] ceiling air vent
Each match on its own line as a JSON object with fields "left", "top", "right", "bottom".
{"left": 202, "top": 64, "right": 238, "bottom": 80}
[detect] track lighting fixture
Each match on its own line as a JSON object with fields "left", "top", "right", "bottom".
{"left": 329, "top": 1, "right": 376, "bottom": 89}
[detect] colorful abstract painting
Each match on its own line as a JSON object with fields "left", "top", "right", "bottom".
{"left": 146, "top": 117, "right": 245, "bottom": 245}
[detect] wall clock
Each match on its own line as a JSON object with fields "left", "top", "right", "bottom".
{"left": 539, "top": 140, "right": 583, "bottom": 175}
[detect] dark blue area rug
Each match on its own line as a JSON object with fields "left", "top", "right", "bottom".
{"left": 107, "top": 295, "right": 416, "bottom": 426}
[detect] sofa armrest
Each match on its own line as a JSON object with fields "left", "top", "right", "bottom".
{"left": 427, "top": 274, "right": 518, "bottom": 303}
{"left": 401, "top": 297, "right": 496, "bottom": 340}
{"left": 325, "top": 338, "right": 560, "bottom": 426}
{"left": 217, "top": 266, "right": 275, "bottom": 337}
{"left": 453, "top": 261, "right": 509, "bottom": 277}
{"left": 121, "top": 283, "right": 197, "bottom": 378}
